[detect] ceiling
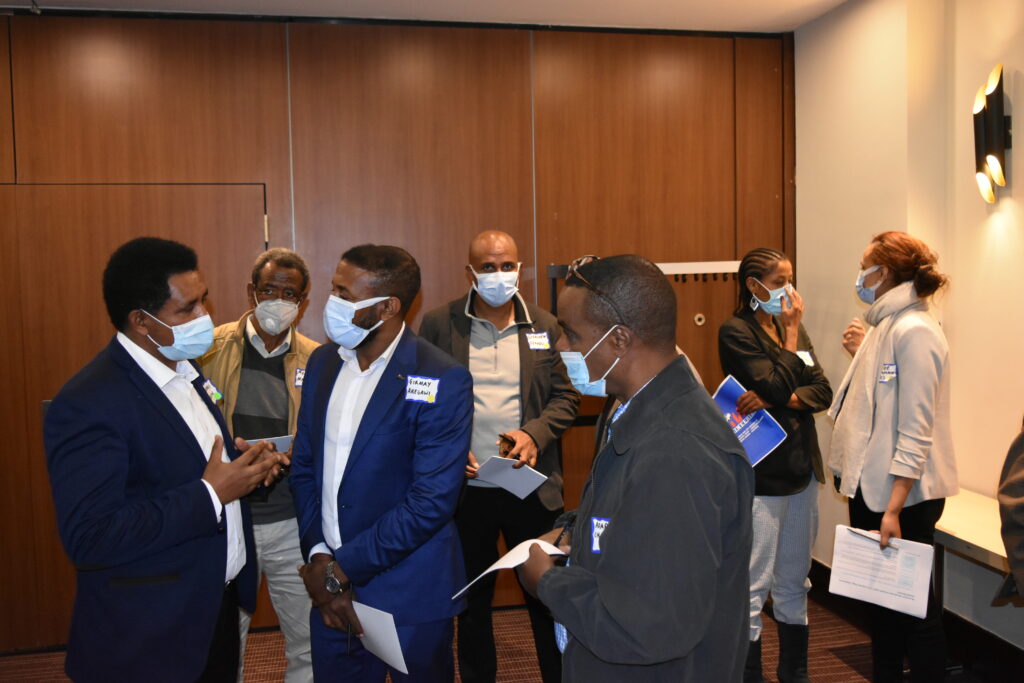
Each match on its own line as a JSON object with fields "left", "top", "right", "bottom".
{"left": 1, "top": 0, "right": 847, "bottom": 33}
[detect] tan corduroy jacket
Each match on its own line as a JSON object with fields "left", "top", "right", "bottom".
{"left": 199, "top": 313, "right": 319, "bottom": 437}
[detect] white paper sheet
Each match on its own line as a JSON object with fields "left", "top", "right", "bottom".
{"left": 352, "top": 602, "right": 407, "bottom": 674}
{"left": 452, "top": 539, "right": 565, "bottom": 600}
{"left": 474, "top": 456, "right": 548, "bottom": 499}
{"left": 828, "top": 524, "right": 935, "bottom": 618}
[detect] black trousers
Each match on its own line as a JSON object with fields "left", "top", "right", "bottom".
{"left": 196, "top": 581, "right": 240, "bottom": 683}
{"left": 848, "top": 489, "right": 946, "bottom": 683}
{"left": 456, "top": 485, "right": 562, "bottom": 683}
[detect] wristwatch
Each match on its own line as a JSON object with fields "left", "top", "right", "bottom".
{"left": 325, "top": 559, "right": 351, "bottom": 595}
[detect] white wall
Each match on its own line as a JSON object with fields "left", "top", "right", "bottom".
{"left": 795, "top": 0, "right": 909, "bottom": 565}
{"left": 795, "top": 0, "right": 1024, "bottom": 646}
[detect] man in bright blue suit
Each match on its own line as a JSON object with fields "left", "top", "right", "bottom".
{"left": 291, "top": 244, "right": 473, "bottom": 682}
{"left": 44, "top": 237, "right": 286, "bottom": 683}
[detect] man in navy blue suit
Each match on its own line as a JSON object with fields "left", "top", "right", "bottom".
{"left": 290, "top": 244, "right": 473, "bottom": 682}
{"left": 44, "top": 237, "right": 286, "bottom": 683}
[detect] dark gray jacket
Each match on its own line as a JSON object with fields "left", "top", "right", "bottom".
{"left": 537, "top": 356, "right": 753, "bottom": 681}
{"left": 419, "top": 292, "right": 580, "bottom": 510}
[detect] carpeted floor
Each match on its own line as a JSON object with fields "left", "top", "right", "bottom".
{"left": 0, "top": 592, "right": 1010, "bottom": 681}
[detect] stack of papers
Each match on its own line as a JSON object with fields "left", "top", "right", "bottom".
{"left": 828, "top": 525, "right": 935, "bottom": 618}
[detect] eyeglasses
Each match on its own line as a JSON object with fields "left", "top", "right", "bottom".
{"left": 566, "top": 255, "right": 626, "bottom": 324}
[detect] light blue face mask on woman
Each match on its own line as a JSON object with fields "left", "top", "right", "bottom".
{"left": 855, "top": 265, "right": 882, "bottom": 304}
{"left": 144, "top": 311, "right": 214, "bottom": 361}
{"left": 749, "top": 279, "right": 790, "bottom": 316}
{"left": 560, "top": 324, "right": 621, "bottom": 396}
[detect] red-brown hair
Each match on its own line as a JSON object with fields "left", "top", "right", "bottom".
{"left": 868, "top": 231, "right": 948, "bottom": 298}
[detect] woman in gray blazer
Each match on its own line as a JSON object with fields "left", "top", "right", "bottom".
{"left": 829, "top": 231, "right": 957, "bottom": 682}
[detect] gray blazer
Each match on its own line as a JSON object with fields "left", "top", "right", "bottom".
{"left": 419, "top": 293, "right": 580, "bottom": 510}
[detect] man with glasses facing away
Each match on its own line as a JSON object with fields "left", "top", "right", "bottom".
{"left": 420, "top": 230, "right": 580, "bottom": 683}
{"left": 517, "top": 254, "right": 753, "bottom": 682}
{"left": 201, "top": 248, "right": 318, "bottom": 681}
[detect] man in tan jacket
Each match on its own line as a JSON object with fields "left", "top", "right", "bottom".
{"left": 201, "top": 248, "right": 319, "bottom": 682}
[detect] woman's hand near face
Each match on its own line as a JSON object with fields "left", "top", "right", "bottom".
{"left": 779, "top": 286, "right": 804, "bottom": 352}
{"left": 842, "top": 318, "right": 865, "bottom": 356}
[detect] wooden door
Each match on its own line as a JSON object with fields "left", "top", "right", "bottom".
{"left": 6, "top": 183, "right": 267, "bottom": 649}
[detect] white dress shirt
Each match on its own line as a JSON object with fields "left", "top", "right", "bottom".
{"left": 245, "top": 316, "right": 292, "bottom": 359}
{"left": 116, "top": 332, "right": 246, "bottom": 582}
{"left": 311, "top": 324, "right": 406, "bottom": 560}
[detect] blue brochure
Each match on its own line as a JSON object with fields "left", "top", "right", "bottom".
{"left": 711, "top": 375, "right": 787, "bottom": 467}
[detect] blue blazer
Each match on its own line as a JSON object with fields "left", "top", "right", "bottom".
{"left": 44, "top": 337, "right": 258, "bottom": 683}
{"left": 290, "top": 327, "right": 473, "bottom": 625}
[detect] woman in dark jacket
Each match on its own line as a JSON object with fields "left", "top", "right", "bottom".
{"left": 718, "top": 248, "right": 833, "bottom": 683}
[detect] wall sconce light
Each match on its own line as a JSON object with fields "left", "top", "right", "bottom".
{"left": 973, "top": 64, "right": 1012, "bottom": 203}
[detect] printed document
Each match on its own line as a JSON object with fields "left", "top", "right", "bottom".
{"left": 711, "top": 375, "right": 787, "bottom": 466}
{"left": 352, "top": 602, "right": 407, "bottom": 674}
{"left": 453, "top": 539, "right": 565, "bottom": 600}
{"left": 828, "top": 525, "right": 934, "bottom": 618}
{"left": 475, "top": 456, "right": 548, "bottom": 499}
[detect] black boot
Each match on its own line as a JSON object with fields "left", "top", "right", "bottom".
{"left": 776, "top": 623, "right": 810, "bottom": 683}
{"left": 743, "top": 638, "right": 763, "bottom": 683}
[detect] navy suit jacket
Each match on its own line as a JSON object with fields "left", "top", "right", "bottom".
{"left": 44, "top": 337, "right": 258, "bottom": 683}
{"left": 290, "top": 327, "right": 473, "bottom": 625}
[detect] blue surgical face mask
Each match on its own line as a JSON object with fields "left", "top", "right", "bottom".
{"left": 855, "top": 265, "right": 882, "bottom": 304}
{"left": 749, "top": 278, "right": 790, "bottom": 316}
{"left": 471, "top": 266, "right": 520, "bottom": 308}
{"left": 560, "top": 325, "right": 621, "bottom": 397}
{"left": 144, "top": 311, "right": 214, "bottom": 361}
{"left": 323, "top": 294, "right": 389, "bottom": 349}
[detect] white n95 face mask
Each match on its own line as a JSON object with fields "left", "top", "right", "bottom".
{"left": 144, "top": 311, "right": 215, "bottom": 361}
{"left": 253, "top": 296, "right": 299, "bottom": 335}
{"left": 471, "top": 266, "right": 520, "bottom": 307}
{"left": 323, "top": 294, "right": 389, "bottom": 349}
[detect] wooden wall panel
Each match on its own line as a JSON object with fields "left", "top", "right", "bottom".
{"left": 289, "top": 24, "right": 535, "bottom": 339}
{"left": 782, "top": 33, "right": 797, "bottom": 262}
{"left": 0, "top": 18, "right": 13, "bottom": 183}
{"left": 534, "top": 32, "right": 736, "bottom": 268}
{"left": 735, "top": 37, "right": 784, "bottom": 257}
{"left": 13, "top": 184, "right": 265, "bottom": 649}
{"left": 10, "top": 17, "right": 292, "bottom": 240}
{"left": 0, "top": 188, "right": 37, "bottom": 649}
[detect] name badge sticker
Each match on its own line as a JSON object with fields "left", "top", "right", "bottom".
{"left": 294, "top": 367, "right": 305, "bottom": 387}
{"left": 202, "top": 379, "right": 222, "bottom": 402}
{"left": 591, "top": 517, "right": 610, "bottom": 553}
{"left": 879, "top": 363, "right": 898, "bottom": 383}
{"left": 526, "top": 332, "right": 551, "bottom": 350}
{"left": 796, "top": 350, "right": 815, "bottom": 367}
{"left": 406, "top": 375, "right": 440, "bottom": 404}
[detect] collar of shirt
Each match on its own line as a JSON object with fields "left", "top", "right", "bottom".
{"left": 245, "top": 315, "right": 292, "bottom": 359}
{"left": 465, "top": 290, "right": 533, "bottom": 330}
{"left": 116, "top": 331, "right": 199, "bottom": 387}
{"left": 337, "top": 322, "right": 406, "bottom": 373}
{"left": 611, "top": 376, "right": 656, "bottom": 424}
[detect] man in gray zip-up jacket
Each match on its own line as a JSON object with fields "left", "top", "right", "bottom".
{"left": 518, "top": 254, "right": 753, "bottom": 682}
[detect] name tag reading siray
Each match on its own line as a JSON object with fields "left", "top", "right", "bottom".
{"left": 526, "top": 332, "right": 551, "bottom": 350}
{"left": 406, "top": 375, "right": 440, "bottom": 403}
{"left": 294, "top": 368, "right": 305, "bottom": 387}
